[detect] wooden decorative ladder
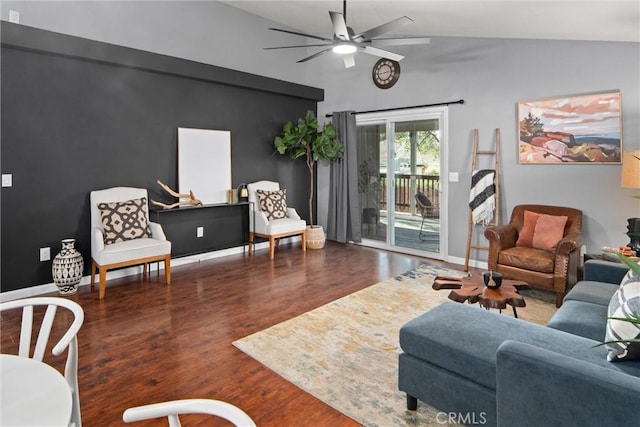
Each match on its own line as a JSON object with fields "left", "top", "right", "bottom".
{"left": 464, "top": 128, "right": 501, "bottom": 271}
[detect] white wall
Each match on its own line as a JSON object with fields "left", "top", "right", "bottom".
{"left": 2, "top": 1, "right": 639, "bottom": 262}
{"left": 0, "top": 0, "right": 314, "bottom": 86}
{"left": 312, "top": 37, "right": 640, "bottom": 261}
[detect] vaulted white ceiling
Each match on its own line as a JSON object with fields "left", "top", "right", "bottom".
{"left": 221, "top": 0, "right": 640, "bottom": 43}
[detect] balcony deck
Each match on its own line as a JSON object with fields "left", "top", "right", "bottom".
{"left": 361, "top": 211, "right": 440, "bottom": 253}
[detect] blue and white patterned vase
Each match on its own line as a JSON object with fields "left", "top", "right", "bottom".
{"left": 52, "top": 239, "right": 84, "bottom": 295}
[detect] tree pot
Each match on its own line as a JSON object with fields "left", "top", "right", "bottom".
{"left": 306, "top": 225, "right": 326, "bottom": 250}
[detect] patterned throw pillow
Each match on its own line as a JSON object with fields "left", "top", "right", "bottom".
{"left": 98, "top": 197, "right": 152, "bottom": 245}
{"left": 256, "top": 189, "right": 287, "bottom": 221}
{"left": 604, "top": 266, "right": 640, "bottom": 361}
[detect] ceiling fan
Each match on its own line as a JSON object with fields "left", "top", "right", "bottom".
{"left": 264, "top": 0, "right": 431, "bottom": 68}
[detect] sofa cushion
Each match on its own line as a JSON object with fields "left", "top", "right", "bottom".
{"left": 399, "top": 302, "right": 640, "bottom": 391}
{"left": 498, "top": 246, "right": 555, "bottom": 273}
{"left": 98, "top": 197, "right": 152, "bottom": 245}
{"left": 256, "top": 189, "right": 288, "bottom": 220}
{"left": 264, "top": 217, "right": 306, "bottom": 235}
{"left": 583, "top": 259, "right": 630, "bottom": 284}
{"left": 547, "top": 300, "right": 608, "bottom": 341}
{"left": 93, "top": 237, "right": 171, "bottom": 266}
{"left": 564, "top": 280, "right": 619, "bottom": 306}
{"left": 605, "top": 269, "right": 640, "bottom": 361}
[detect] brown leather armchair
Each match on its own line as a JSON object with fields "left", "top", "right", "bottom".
{"left": 484, "top": 205, "right": 583, "bottom": 307}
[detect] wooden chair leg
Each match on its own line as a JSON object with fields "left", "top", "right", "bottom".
{"left": 164, "top": 255, "right": 171, "bottom": 285}
{"left": 555, "top": 292, "right": 563, "bottom": 308}
{"left": 99, "top": 267, "right": 108, "bottom": 300}
{"left": 248, "top": 232, "right": 254, "bottom": 255}
{"left": 301, "top": 230, "right": 307, "bottom": 252}
{"left": 269, "top": 236, "right": 276, "bottom": 259}
{"left": 90, "top": 260, "right": 97, "bottom": 293}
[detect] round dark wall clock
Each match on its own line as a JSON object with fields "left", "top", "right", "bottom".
{"left": 372, "top": 58, "right": 400, "bottom": 89}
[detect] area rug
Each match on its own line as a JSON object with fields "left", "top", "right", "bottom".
{"left": 233, "top": 264, "right": 557, "bottom": 426}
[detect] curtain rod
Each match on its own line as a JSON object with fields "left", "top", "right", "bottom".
{"left": 325, "top": 99, "right": 465, "bottom": 118}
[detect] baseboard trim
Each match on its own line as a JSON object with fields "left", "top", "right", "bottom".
{"left": 0, "top": 244, "right": 252, "bottom": 302}
{"left": 0, "top": 238, "right": 303, "bottom": 302}
{"left": 0, "top": 238, "right": 479, "bottom": 302}
{"left": 447, "top": 255, "right": 488, "bottom": 271}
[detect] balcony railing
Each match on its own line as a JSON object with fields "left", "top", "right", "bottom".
{"left": 379, "top": 173, "right": 440, "bottom": 212}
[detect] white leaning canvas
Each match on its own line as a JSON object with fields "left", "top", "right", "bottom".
{"left": 178, "top": 127, "right": 231, "bottom": 205}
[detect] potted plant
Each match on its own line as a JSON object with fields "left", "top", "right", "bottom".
{"left": 274, "top": 110, "right": 343, "bottom": 249}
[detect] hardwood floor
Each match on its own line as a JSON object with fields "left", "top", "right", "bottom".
{"left": 1, "top": 242, "right": 473, "bottom": 426}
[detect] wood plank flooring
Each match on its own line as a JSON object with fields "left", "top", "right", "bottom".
{"left": 1, "top": 242, "right": 475, "bottom": 426}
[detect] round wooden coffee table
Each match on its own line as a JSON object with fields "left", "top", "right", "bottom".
{"left": 432, "top": 273, "right": 530, "bottom": 318}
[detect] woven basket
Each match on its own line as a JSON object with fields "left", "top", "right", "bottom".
{"left": 306, "top": 225, "right": 326, "bottom": 249}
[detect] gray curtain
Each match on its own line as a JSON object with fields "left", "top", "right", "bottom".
{"left": 327, "top": 111, "right": 361, "bottom": 243}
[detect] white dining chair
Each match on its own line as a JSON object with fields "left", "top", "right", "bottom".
{"left": 0, "top": 297, "right": 84, "bottom": 427}
{"left": 122, "top": 398, "right": 256, "bottom": 427}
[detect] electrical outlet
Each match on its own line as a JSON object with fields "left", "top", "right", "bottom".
{"left": 196, "top": 226, "right": 204, "bottom": 238}
{"left": 40, "top": 247, "right": 50, "bottom": 262}
{"left": 1, "top": 174, "right": 12, "bottom": 187}
{"left": 449, "top": 172, "right": 459, "bottom": 182}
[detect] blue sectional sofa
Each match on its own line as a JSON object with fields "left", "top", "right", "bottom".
{"left": 398, "top": 260, "right": 640, "bottom": 427}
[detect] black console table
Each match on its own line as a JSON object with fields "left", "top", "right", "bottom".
{"left": 152, "top": 202, "right": 250, "bottom": 257}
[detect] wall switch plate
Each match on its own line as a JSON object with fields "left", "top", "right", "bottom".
{"left": 1, "top": 174, "right": 12, "bottom": 187}
{"left": 9, "top": 10, "right": 20, "bottom": 24}
{"left": 40, "top": 247, "right": 50, "bottom": 262}
{"left": 196, "top": 226, "right": 204, "bottom": 238}
{"left": 449, "top": 172, "right": 459, "bottom": 182}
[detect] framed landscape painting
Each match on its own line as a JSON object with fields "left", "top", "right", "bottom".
{"left": 518, "top": 91, "right": 622, "bottom": 164}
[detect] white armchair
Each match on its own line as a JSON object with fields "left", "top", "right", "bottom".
{"left": 90, "top": 187, "right": 171, "bottom": 299}
{"left": 247, "top": 180, "right": 306, "bottom": 259}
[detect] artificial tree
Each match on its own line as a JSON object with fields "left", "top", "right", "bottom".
{"left": 274, "top": 110, "right": 343, "bottom": 227}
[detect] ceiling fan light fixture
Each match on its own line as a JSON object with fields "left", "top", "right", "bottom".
{"left": 265, "top": 0, "right": 429, "bottom": 68}
{"left": 332, "top": 43, "right": 357, "bottom": 54}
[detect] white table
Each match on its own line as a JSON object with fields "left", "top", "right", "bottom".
{"left": 0, "top": 354, "right": 72, "bottom": 426}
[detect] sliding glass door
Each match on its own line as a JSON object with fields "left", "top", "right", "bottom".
{"left": 356, "top": 107, "right": 448, "bottom": 258}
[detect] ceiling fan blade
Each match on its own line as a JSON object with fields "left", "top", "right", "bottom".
{"left": 329, "top": 11, "right": 350, "bottom": 41}
{"left": 296, "top": 48, "right": 333, "bottom": 63}
{"left": 264, "top": 43, "right": 332, "bottom": 50}
{"left": 361, "top": 46, "right": 405, "bottom": 62}
{"left": 352, "top": 16, "right": 413, "bottom": 42}
{"left": 342, "top": 53, "right": 356, "bottom": 68}
{"left": 268, "top": 27, "right": 333, "bottom": 42}
{"left": 372, "top": 37, "right": 431, "bottom": 46}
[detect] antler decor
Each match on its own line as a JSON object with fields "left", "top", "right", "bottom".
{"left": 151, "top": 180, "right": 203, "bottom": 209}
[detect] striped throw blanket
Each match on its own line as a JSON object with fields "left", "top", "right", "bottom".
{"left": 469, "top": 169, "right": 495, "bottom": 225}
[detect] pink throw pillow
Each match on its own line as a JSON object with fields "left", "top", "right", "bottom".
{"left": 532, "top": 214, "right": 568, "bottom": 251}
{"left": 516, "top": 210, "right": 540, "bottom": 247}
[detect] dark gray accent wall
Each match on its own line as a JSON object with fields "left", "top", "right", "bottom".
{"left": 1, "top": 23, "right": 323, "bottom": 292}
